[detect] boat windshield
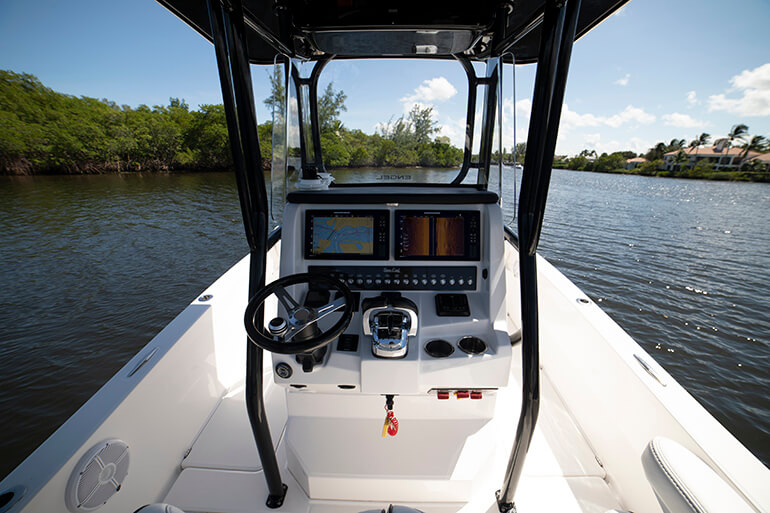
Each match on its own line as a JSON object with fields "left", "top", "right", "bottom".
{"left": 269, "top": 58, "right": 511, "bottom": 193}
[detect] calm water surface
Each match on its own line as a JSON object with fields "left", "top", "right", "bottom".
{"left": 0, "top": 169, "right": 768, "bottom": 479}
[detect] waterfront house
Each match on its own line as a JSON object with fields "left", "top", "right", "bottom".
{"left": 625, "top": 156, "right": 647, "bottom": 169}
{"left": 663, "top": 146, "right": 760, "bottom": 171}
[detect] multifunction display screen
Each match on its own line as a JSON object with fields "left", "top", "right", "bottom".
{"left": 305, "top": 210, "right": 389, "bottom": 260}
{"left": 396, "top": 210, "right": 480, "bottom": 261}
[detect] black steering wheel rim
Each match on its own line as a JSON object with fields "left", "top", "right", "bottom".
{"left": 244, "top": 272, "right": 354, "bottom": 354}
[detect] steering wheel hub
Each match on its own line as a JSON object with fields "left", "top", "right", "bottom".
{"left": 292, "top": 308, "right": 311, "bottom": 323}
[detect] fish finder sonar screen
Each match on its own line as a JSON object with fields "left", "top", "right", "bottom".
{"left": 397, "top": 211, "right": 474, "bottom": 259}
{"left": 435, "top": 216, "right": 465, "bottom": 256}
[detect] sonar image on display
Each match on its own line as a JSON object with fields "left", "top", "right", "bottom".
{"left": 402, "top": 216, "right": 431, "bottom": 257}
{"left": 312, "top": 216, "right": 373, "bottom": 255}
{"left": 436, "top": 216, "right": 464, "bottom": 256}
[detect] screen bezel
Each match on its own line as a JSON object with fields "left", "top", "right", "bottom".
{"left": 395, "top": 210, "right": 480, "bottom": 261}
{"left": 304, "top": 210, "right": 389, "bottom": 260}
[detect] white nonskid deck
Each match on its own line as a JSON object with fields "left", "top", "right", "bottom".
{"left": 164, "top": 349, "right": 624, "bottom": 513}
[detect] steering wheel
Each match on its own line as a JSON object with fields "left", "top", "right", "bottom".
{"left": 244, "top": 272, "right": 354, "bottom": 354}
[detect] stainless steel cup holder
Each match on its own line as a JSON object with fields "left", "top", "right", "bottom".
{"left": 424, "top": 339, "right": 454, "bottom": 358}
{"left": 457, "top": 336, "right": 487, "bottom": 355}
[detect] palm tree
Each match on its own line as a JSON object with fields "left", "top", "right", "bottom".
{"left": 724, "top": 124, "right": 749, "bottom": 164}
{"left": 696, "top": 132, "right": 710, "bottom": 151}
{"left": 689, "top": 132, "right": 710, "bottom": 156}
{"left": 668, "top": 139, "right": 685, "bottom": 151}
{"left": 650, "top": 142, "right": 666, "bottom": 160}
{"left": 727, "top": 124, "right": 748, "bottom": 149}
{"left": 674, "top": 150, "right": 688, "bottom": 171}
{"left": 740, "top": 135, "right": 767, "bottom": 160}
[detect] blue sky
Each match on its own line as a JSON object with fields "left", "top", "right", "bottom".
{"left": 1, "top": 0, "right": 769, "bottom": 156}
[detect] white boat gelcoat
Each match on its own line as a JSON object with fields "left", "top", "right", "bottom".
{"left": 1, "top": 240, "right": 768, "bottom": 513}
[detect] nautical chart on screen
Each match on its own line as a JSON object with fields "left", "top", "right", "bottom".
{"left": 312, "top": 216, "right": 374, "bottom": 255}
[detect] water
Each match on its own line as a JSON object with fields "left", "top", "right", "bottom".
{"left": 0, "top": 169, "right": 768, "bottom": 480}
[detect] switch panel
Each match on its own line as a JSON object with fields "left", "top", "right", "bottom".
{"left": 309, "top": 265, "right": 476, "bottom": 291}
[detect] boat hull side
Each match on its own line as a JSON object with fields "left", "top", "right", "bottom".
{"left": 503, "top": 242, "right": 770, "bottom": 513}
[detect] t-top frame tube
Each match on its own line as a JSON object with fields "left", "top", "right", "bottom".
{"left": 496, "top": 0, "right": 582, "bottom": 510}
{"left": 207, "top": 0, "right": 287, "bottom": 508}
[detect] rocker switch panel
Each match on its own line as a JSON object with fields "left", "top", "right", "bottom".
{"left": 435, "top": 293, "right": 470, "bottom": 317}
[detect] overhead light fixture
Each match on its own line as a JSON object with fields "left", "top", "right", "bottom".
{"left": 414, "top": 44, "right": 438, "bottom": 54}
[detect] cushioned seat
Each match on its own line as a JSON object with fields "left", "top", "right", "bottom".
{"left": 641, "top": 437, "right": 755, "bottom": 513}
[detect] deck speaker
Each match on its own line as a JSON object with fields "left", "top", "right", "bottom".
{"left": 66, "top": 439, "right": 129, "bottom": 512}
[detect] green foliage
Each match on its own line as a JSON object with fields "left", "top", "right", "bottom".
{"left": 318, "top": 83, "right": 347, "bottom": 132}
{"left": 0, "top": 70, "right": 241, "bottom": 174}
{"left": 638, "top": 159, "right": 664, "bottom": 175}
{"left": 184, "top": 104, "right": 230, "bottom": 168}
{"left": 739, "top": 157, "right": 766, "bottom": 173}
{"left": 740, "top": 135, "right": 767, "bottom": 158}
{"left": 592, "top": 152, "right": 626, "bottom": 173}
{"left": 515, "top": 142, "right": 527, "bottom": 161}
{"left": 566, "top": 155, "right": 589, "bottom": 170}
{"left": 0, "top": 69, "right": 469, "bottom": 175}
{"left": 263, "top": 66, "right": 285, "bottom": 115}
{"left": 348, "top": 104, "right": 459, "bottom": 168}
{"left": 320, "top": 132, "right": 351, "bottom": 167}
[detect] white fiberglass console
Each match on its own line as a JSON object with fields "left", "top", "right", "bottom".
{"left": 272, "top": 186, "right": 510, "bottom": 396}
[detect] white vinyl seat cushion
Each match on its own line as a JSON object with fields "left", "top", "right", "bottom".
{"left": 641, "top": 437, "right": 755, "bottom": 513}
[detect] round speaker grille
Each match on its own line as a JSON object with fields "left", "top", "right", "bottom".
{"left": 66, "top": 439, "right": 129, "bottom": 512}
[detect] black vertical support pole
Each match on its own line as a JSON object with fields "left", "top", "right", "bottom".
{"left": 451, "top": 57, "right": 479, "bottom": 185}
{"left": 207, "top": 0, "right": 287, "bottom": 507}
{"left": 496, "top": 0, "right": 581, "bottom": 510}
{"left": 309, "top": 58, "right": 331, "bottom": 173}
{"left": 477, "top": 58, "right": 500, "bottom": 187}
{"left": 525, "top": 0, "right": 581, "bottom": 255}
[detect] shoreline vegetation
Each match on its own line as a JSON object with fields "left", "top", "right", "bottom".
{"left": 553, "top": 159, "right": 769, "bottom": 182}
{"left": 0, "top": 70, "right": 463, "bottom": 176}
{"left": 2, "top": 70, "right": 767, "bottom": 182}
{"left": 553, "top": 130, "right": 769, "bottom": 183}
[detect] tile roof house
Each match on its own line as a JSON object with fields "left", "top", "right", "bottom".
{"left": 625, "top": 156, "right": 647, "bottom": 170}
{"left": 662, "top": 146, "right": 760, "bottom": 171}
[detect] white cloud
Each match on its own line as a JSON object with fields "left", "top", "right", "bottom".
{"left": 585, "top": 133, "right": 602, "bottom": 146}
{"left": 560, "top": 104, "right": 656, "bottom": 130}
{"left": 401, "top": 76, "right": 458, "bottom": 103}
{"left": 662, "top": 112, "right": 707, "bottom": 128}
{"left": 605, "top": 105, "right": 655, "bottom": 127}
{"left": 707, "top": 62, "right": 770, "bottom": 116}
{"left": 567, "top": 133, "right": 650, "bottom": 156}
{"left": 731, "top": 63, "right": 770, "bottom": 90}
{"left": 561, "top": 104, "right": 603, "bottom": 128}
{"left": 614, "top": 73, "right": 630, "bottom": 86}
{"left": 397, "top": 76, "right": 458, "bottom": 142}
{"left": 436, "top": 116, "right": 468, "bottom": 149}
{"left": 515, "top": 98, "right": 532, "bottom": 118}
{"left": 686, "top": 90, "right": 698, "bottom": 106}
{"left": 626, "top": 137, "right": 653, "bottom": 155}
{"left": 493, "top": 98, "right": 532, "bottom": 151}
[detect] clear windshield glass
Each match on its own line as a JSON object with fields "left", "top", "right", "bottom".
{"left": 317, "top": 59, "right": 473, "bottom": 185}
{"left": 269, "top": 58, "right": 509, "bottom": 197}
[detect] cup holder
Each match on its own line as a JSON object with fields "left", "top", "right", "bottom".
{"left": 457, "top": 336, "right": 487, "bottom": 355}
{"left": 424, "top": 339, "right": 454, "bottom": 358}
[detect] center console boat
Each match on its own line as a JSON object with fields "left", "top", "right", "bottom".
{"left": 1, "top": 1, "right": 768, "bottom": 513}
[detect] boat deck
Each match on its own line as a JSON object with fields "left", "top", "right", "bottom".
{"left": 163, "top": 349, "right": 624, "bottom": 513}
